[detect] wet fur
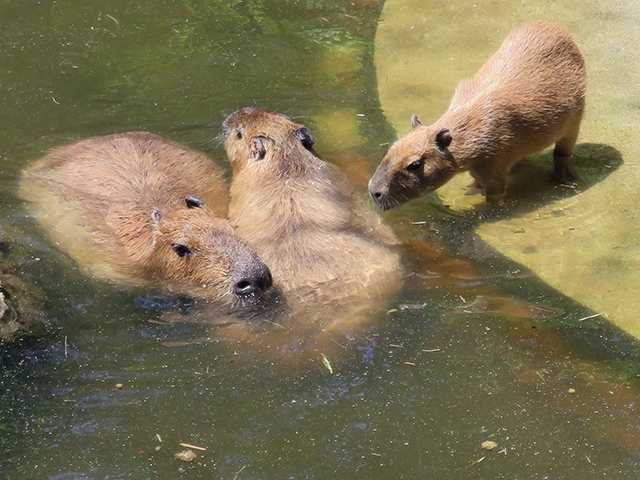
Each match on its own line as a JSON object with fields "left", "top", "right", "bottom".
{"left": 222, "top": 107, "right": 401, "bottom": 307}
{"left": 21, "top": 132, "right": 271, "bottom": 303}
{"left": 369, "top": 21, "right": 587, "bottom": 207}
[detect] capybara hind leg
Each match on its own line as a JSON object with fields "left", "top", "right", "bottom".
{"left": 551, "top": 125, "right": 580, "bottom": 184}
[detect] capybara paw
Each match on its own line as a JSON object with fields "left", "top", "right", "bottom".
{"left": 485, "top": 192, "right": 506, "bottom": 205}
{"left": 550, "top": 167, "right": 578, "bottom": 185}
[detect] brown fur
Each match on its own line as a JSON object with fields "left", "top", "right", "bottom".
{"left": 20, "top": 132, "right": 272, "bottom": 304}
{"left": 369, "top": 21, "right": 587, "bottom": 208}
{"left": 222, "top": 107, "right": 401, "bottom": 305}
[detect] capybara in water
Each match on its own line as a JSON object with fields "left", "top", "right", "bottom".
{"left": 369, "top": 21, "right": 586, "bottom": 208}
{"left": 20, "top": 132, "right": 272, "bottom": 306}
{"left": 221, "top": 107, "right": 401, "bottom": 306}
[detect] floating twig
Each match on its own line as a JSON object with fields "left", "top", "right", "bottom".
{"left": 321, "top": 353, "right": 333, "bottom": 374}
{"left": 234, "top": 465, "right": 247, "bottom": 480}
{"left": 179, "top": 442, "right": 206, "bottom": 451}
{"left": 105, "top": 14, "right": 119, "bottom": 25}
{"left": 578, "top": 312, "right": 605, "bottom": 322}
{"left": 466, "top": 456, "right": 485, "bottom": 468}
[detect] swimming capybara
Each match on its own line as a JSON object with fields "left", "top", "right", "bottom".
{"left": 221, "top": 107, "right": 401, "bottom": 307}
{"left": 369, "top": 21, "right": 586, "bottom": 207}
{"left": 20, "top": 132, "right": 272, "bottom": 306}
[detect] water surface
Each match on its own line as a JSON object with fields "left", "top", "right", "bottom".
{"left": 1, "top": 0, "right": 640, "bottom": 478}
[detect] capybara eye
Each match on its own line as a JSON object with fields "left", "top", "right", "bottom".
{"left": 236, "top": 130, "right": 243, "bottom": 140}
{"left": 185, "top": 195, "right": 205, "bottom": 209}
{"left": 406, "top": 159, "right": 424, "bottom": 171}
{"left": 172, "top": 243, "right": 192, "bottom": 258}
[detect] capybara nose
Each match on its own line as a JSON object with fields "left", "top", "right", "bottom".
{"left": 233, "top": 262, "right": 273, "bottom": 297}
{"left": 370, "top": 190, "right": 386, "bottom": 209}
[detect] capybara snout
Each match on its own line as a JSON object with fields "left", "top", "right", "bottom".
{"left": 369, "top": 125, "right": 456, "bottom": 210}
{"left": 225, "top": 237, "right": 273, "bottom": 298}
{"left": 151, "top": 200, "right": 273, "bottom": 301}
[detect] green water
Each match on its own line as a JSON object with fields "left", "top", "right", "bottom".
{"left": 2, "top": 0, "right": 640, "bottom": 478}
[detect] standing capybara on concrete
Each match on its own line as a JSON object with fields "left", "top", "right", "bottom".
{"left": 222, "top": 107, "right": 401, "bottom": 305}
{"left": 20, "top": 132, "right": 272, "bottom": 306}
{"left": 369, "top": 21, "right": 586, "bottom": 207}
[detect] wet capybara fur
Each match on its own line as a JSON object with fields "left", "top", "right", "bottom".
{"left": 20, "top": 132, "right": 272, "bottom": 305}
{"left": 222, "top": 107, "right": 401, "bottom": 307}
{"left": 369, "top": 21, "right": 587, "bottom": 208}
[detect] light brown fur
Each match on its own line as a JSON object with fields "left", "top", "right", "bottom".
{"left": 222, "top": 107, "right": 401, "bottom": 306}
{"left": 20, "top": 132, "right": 272, "bottom": 305}
{"left": 369, "top": 21, "right": 587, "bottom": 208}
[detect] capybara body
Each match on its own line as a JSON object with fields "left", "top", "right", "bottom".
{"left": 369, "top": 21, "right": 586, "bottom": 208}
{"left": 222, "top": 107, "right": 401, "bottom": 305}
{"left": 20, "top": 132, "right": 272, "bottom": 305}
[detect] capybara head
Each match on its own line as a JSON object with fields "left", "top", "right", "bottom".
{"left": 145, "top": 196, "right": 273, "bottom": 305}
{"left": 368, "top": 115, "right": 456, "bottom": 211}
{"left": 221, "top": 107, "right": 354, "bottom": 242}
{"left": 221, "top": 106, "right": 319, "bottom": 177}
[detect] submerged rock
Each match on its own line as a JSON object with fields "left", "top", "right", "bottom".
{"left": 0, "top": 230, "right": 46, "bottom": 344}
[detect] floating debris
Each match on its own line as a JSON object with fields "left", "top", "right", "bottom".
{"left": 466, "top": 456, "right": 485, "bottom": 468}
{"left": 179, "top": 442, "right": 206, "bottom": 451}
{"left": 321, "top": 353, "right": 333, "bottom": 374}
{"left": 175, "top": 449, "right": 197, "bottom": 462}
{"left": 578, "top": 312, "right": 607, "bottom": 322}
{"left": 398, "top": 303, "right": 427, "bottom": 310}
{"left": 481, "top": 440, "right": 498, "bottom": 451}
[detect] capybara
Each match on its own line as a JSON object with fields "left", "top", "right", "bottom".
{"left": 369, "top": 21, "right": 586, "bottom": 208}
{"left": 20, "top": 132, "right": 272, "bottom": 306}
{"left": 221, "top": 107, "right": 401, "bottom": 307}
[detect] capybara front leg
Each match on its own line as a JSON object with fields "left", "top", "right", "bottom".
{"left": 551, "top": 124, "right": 580, "bottom": 184}
{"left": 472, "top": 167, "right": 507, "bottom": 205}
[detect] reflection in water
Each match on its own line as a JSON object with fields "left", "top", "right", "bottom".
{"left": 451, "top": 295, "right": 564, "bottom": 319}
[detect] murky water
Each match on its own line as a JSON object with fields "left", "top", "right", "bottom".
{"left": 2, "top": 0, "right": 640, "bottom": 478}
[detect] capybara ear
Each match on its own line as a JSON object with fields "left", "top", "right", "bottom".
{"left": 251, "top": 136, "right": 268, "bottom": 161}
{"left": 434, "top": 128, "right": 452, "bottom": 151}
{"left": 185, "top": 195, "right": 205, "bottom": 209}
{"left": 171, "top": 243, "right": 192, "bottom": 258}
{"left": 295, "top": 127, "right": 315, "bottom": 150}
{"left": 411, "top": 114, "right": 422, "bottom": 129}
